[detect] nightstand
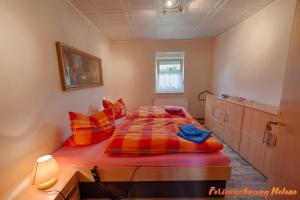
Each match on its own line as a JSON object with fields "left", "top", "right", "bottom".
{"left": 14, "top": 168, "right": 80, "bottom": 200}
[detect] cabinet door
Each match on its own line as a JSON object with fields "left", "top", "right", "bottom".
{"left": 205, "top": 95, "right": 215, "bottom": 130}
{"left": 239, "top": 108, "right": 277, "bottom": 177}
{"left": 224, "top": 102, "right": 244, "bottom": 152}
{"left": 60, "top": 172, "right": 80, "bottom": 200}
{"left": 213, "top": 118, "right": 225, "bottom": 140}
{"left": 212, "top": 99, "right": 226, "bottom": 140}
{"left": 215, "top": 98, "right": 226, "bottom": 111}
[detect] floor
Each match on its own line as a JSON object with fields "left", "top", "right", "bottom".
{"left": 218, "top": 135, "right": 268, "bottom": 200}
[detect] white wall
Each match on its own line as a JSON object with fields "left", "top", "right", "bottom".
{"left": 0, "top": 0, "right": 111, "bottom": 198}
{"left": 106, "top": 40, "right": 214, "bottom": 118}
{"left": 212, "top": 0, "right": 296, "bottom": 106}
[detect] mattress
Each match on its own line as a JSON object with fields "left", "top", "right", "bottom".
{"left": 53, "top": 138, "right": 230, "bottom": 168}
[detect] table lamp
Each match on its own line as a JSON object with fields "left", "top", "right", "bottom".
{"left": 31, "top": 155, "right": 60, "bottom": 190}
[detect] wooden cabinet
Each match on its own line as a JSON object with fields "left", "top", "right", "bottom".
{"left": 205, "top": 95, "right": 278, "bottom": 177}
{"left": 61, "top": 170, "right": 80, "bottom": 200}
{"left": 14, "top": 169, "right": 80, "bottom": 200}
{"left": 239, "top": 108, "right": 277, "bottom": 177}
{"left": 206, "top": 97, "right": 244, "bottom": 147}
{"left": 204, "top": 95, "right": 215, "bottom": 130}
{"left": 224, "top": 102, "right": 244, "bottom": 152}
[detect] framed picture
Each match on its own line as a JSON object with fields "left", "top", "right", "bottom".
{"left": 55, "top": 42, "right": 103, "bottom": 91}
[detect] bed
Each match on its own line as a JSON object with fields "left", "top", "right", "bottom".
{"left": 53, "top": 106, "right": 231, "bottom": 198}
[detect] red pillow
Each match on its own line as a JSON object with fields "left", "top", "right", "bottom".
{"left": 102, "top": 98, "right": 126, "bottom": 119}
{"left": 102, "top": 99, "right": 114, "bottom": 108}
{"left": 64, "top": 108, "right": 115, "bottom": 146}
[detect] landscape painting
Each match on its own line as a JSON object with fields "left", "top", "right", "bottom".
{"left": 56, "top": 42, "right": 103, "bottom": 91}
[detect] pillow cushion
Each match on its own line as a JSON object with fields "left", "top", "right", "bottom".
{"left": 102, "top": 98, "right": 126, "bottom": 119}
{"left": 165, "top": 106, "right": 186, "bottom": 117}
{"left": 65, "top": 108, "right": 115, "bottom": 146}
{"left": 102, "top": 99, "right": 114, "bottom": 108}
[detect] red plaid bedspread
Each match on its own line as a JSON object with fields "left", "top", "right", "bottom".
{"left": 105, "top": 117, "right": 223, "bottom": 155}
{"left": 127, "top": 106, "right": 192, "bottom": 119}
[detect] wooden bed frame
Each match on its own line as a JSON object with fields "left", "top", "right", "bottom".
{"left": 74, "top": 165, "right": 231, "bottom": 198}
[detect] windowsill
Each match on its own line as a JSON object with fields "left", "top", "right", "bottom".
{"left": 155, "top": 91, "right": 185, "bottom": 94}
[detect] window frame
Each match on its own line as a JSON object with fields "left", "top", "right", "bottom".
{"left": 155, "top": 54, "right": 185, "bottom": 94}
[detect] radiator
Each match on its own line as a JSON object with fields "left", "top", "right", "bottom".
{"left": 154, "top": 97, "right": 188, "bottom": 109}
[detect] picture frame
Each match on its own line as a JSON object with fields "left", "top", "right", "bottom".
{"left": 55, "top": 42, "right": 103, "bottom": 91}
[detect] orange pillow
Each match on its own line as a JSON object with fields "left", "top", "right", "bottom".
{"left": 65, "top": 108, "right": 115, "bottom": 146}
{"left": 102, "top": 98, "right": 126, "bottom": 119}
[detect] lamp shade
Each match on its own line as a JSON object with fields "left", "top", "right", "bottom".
{"left": 31, "top": 155, "right": 60, "bottom": 189}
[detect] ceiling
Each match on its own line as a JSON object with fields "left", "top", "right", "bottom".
{"left": 69, "top": 0, "right": 275, "bottom": 40}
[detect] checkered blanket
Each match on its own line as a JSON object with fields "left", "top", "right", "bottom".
{"left": 105, "top": 117, "right": 223, "bottom": 155}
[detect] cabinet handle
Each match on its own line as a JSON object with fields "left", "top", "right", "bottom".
{"left": 273, "top": 135, "right": 277, "bottom": 147}
{"left": 225, "top": 113, "right": 228, "bottom": 122}
{"left": 263, "top": 131, "right": 271, "bottom": 145}
{"left": 263, "top": 121, "right": 279, "bottom": 145}
{"left": 212, "top": 107, "right": 215, "bottom": 116}
{"left": 263, "top": 130, "right": 268, "bottom": 144}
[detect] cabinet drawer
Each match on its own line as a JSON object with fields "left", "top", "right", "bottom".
{"left": 214, "top": 119, "right": 225, "bottom": 131}
{"left": 214, "top": 108, "right": 226, "bottom": 122}
{"left": 215, "top": 99, "right": 226, "bottom": 111}
{"left": 213, "top": 119, "right": 225, "bottom": 139}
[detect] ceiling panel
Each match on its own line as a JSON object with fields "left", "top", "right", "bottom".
{"left": 101, "top": 12, "right": 128, "bottom": 24}
{"left": 127, "top": 0, "right": 155, "bottom": 9}
{"left": 189, "top": 0, "right": 221, "bottom": 9}
{"left": 130, "top": 10, "right": 155, "bottom": 25}
{"left": 225, "top": 0, "right": 275, "bottom": 7}
{"left": 92, "top": 0, "right": 123, "bottom": 10}
{"left": 156, "top": 24, "right": 176, "bottom": 33}
{"left": 85, "top": 13, "right": 105, "bottom": 26}
{"left": 159, "top": 12, "right": 181, "bottom": 24}
{"left": 181, "top": 9, "right": 209, "bottom": 25}
{"left": 71, "top": 0, "right": 96, "bottom": 14}
{"left": 69, "top": 0, "right": 276, "bottom": 40}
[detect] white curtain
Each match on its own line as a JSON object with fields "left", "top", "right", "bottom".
{"left": 158, "top": 73, "right": 182, "bottom": 91}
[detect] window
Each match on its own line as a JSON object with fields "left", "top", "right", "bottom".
{"left": 155, "top": 52, "right": 184, "bottom": 93}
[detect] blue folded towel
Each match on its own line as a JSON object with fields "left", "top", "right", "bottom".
{"left": 177, "top": 124, "right": 212, "bottom": 144}
{"left": 177, "top": 131, "right": 211, "bottom": 144}
{"left": 179, "top": 124, "right": 212, "bottom": 136}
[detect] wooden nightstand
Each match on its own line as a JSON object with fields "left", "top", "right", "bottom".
{"left": 14, "top": 168, "right": 80, "bottom": 200}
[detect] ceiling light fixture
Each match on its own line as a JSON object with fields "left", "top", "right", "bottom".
{"left": 161, "top": 0, "right": 185, "bottom": 16}
{"left": 166, "top": 0, "right": 173, "bottom": 8}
